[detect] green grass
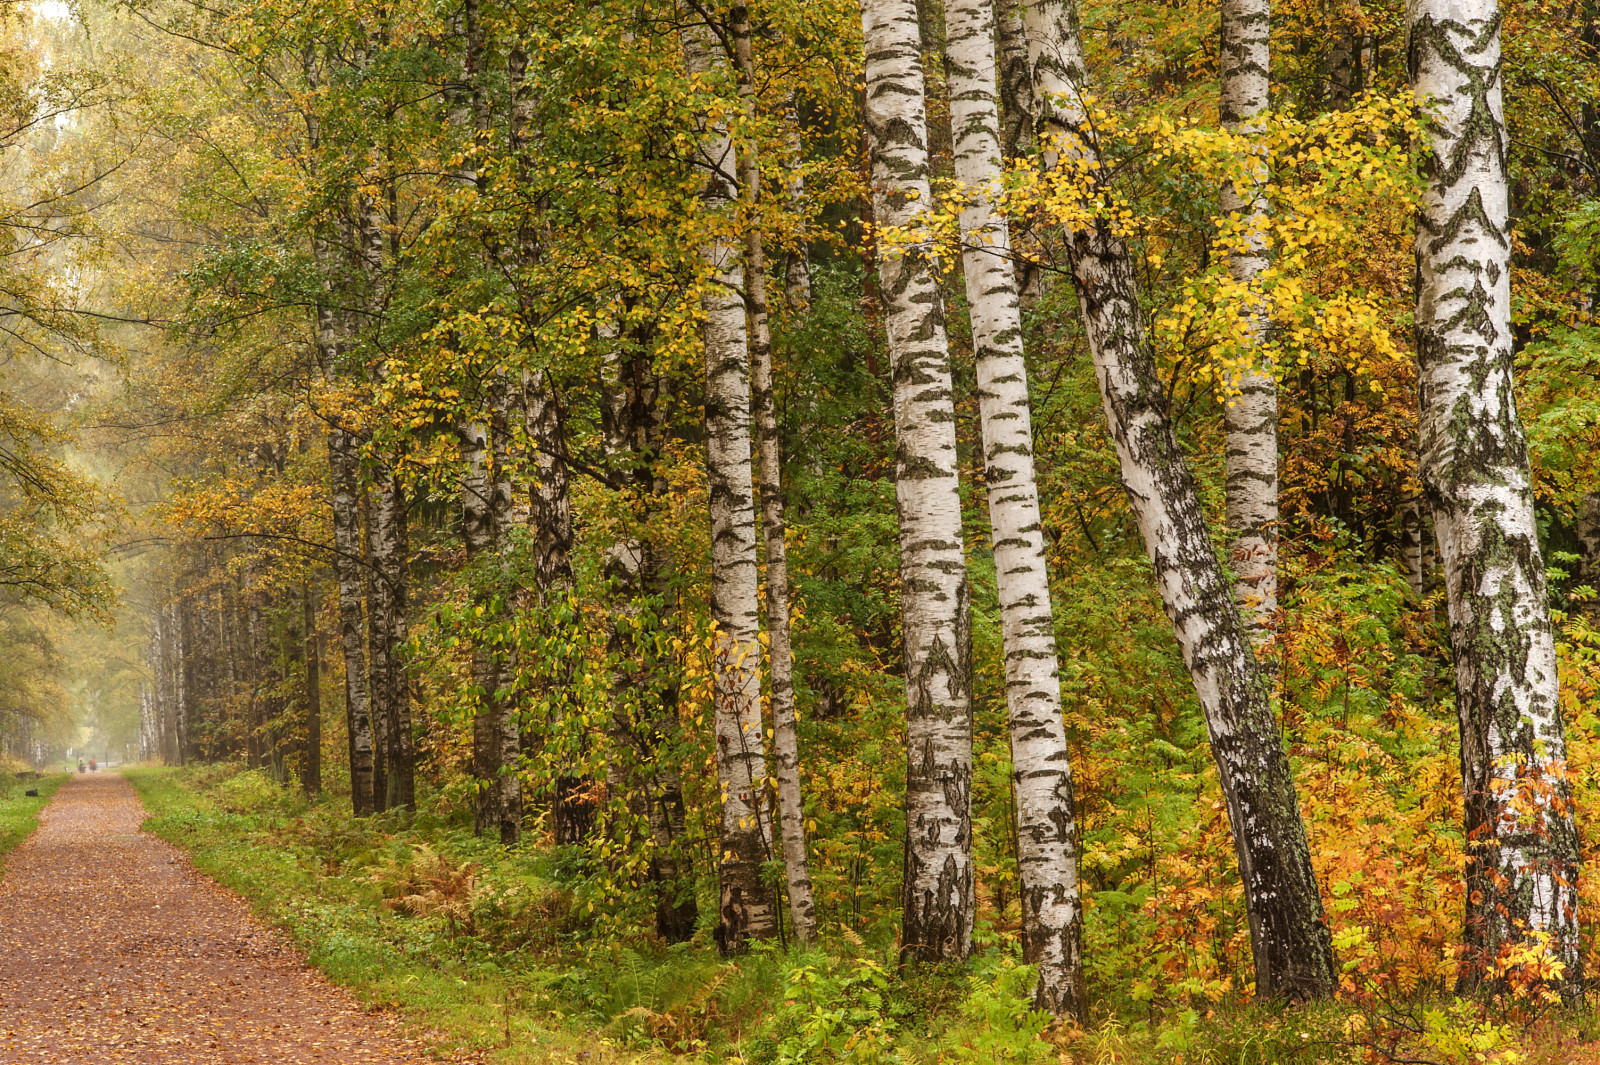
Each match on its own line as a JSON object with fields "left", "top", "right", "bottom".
{"left": 0, "top": 769, "right": 67, "bottom": 874}
{"left": 123, "top": 765, "right": 1379, "bottom": 1065}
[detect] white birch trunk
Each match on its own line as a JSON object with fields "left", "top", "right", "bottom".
{"left": 1022, "top": 0, "right": 1335, "bottom": 998}
{"left": 730, "top": 6, "right": 820, "bottom": 947}
{"left": 946, "top": 0, "right": 1082, "bottom": 1016}
{"left": 368, "top": 470, "right": 412, "bottom": 809}
{"left": 1408, "top": 0, "right": 1582, "bottom": 991}
{"left": 682, "top": 18, "right": 777, "bottom": 950}
{"left": 782, "top": 97, "right": 813, "bottom": 310}
{"left": 860, "top": 0, "right": 976, "bottom": 962}
{"left": 1219, "top": 0, "right": 1278, "bottom": 639}
{"left": 329, "top": 424, "right": 375, "bottom": 817}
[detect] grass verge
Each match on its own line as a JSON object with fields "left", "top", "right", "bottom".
{"left": 124, "top": 765, "right": 626, "bottom": 1065}
{"left": 128, "top": 764, "right": 1599, "bottom": 1065}
{"left": 0, "top": 770, "right": 67, "bottom": 874}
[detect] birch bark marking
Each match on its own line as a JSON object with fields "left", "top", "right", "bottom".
{"left": 997, "top": 0, "right": 1035, "bottom": 160}
{"left": 682, "top": 18, "right": 777, "bottom": 950}
{"left": 461, "top": 411, "right": 519, "bottom": 844}
{"left": 372, "top": 472, "right": 413, "bottom": 808}
{"left": 1220, "top": 0, "right": 1278, "bottom": 639}
{"left": 730, "top": 5, "right": 820, "bottom": 947}
{"left": 329, "top": 426, "right": 375, "bottom": 817}
{"left": 782, "top": 98, "right": 813, "bottom": 309}
{"left": 1578, "top": 493, "right": 1600, "bottom": 619}
{"left": 946, "top": 0, "right": 1083, "bottom": 1015}
{"left": 1408, "top": 0, "right": 1582, "bottom": 991}
{"left": 1022, "top": 0, "right": 1335, "bottom": 998}
{"left": 860, "top": 0, "right": 976, "bottom": 962}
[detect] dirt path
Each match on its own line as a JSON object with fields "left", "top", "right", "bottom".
{"left": 0, "top": 772, "right": 441, "bottom": 1063}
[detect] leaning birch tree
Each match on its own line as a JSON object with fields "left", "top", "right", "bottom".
{"left": 1408, "top": 0, "right": 1583, "bottom": 991}
{"left": 1021, "top": 0, "right": 1335, "bottom": 998}
{"left": 682, "top": 18, "right": 777, "bottom": 951}
{"left": 860, "top": 0, "right": 976, "bottom": 961}
{"left": 945, "top": 0, "right": 1083, "bottom": 1015}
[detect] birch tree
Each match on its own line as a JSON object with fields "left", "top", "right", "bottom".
{"left": 682, "top": 18, "right": 778, "bottom": 951}
{"left": 730, "top": 2, "right": 819, "bottom": 946}
{"left": 1021, "top": 0, "right": 1335, "bottom": 998}
{"left": 1408, "top": 0, "right": 1583, "bottom": 990}
{"left": 945, "top": 0, "right": 1082, "bottom": 1015}
{"left": 860, "top": 0, "right": 976, "bottom": 962}
{"left": 602, "top": 331, "right": 698, "bottom": 943}
{"left": 1219, "top": 0, "right": 1277, "bottom": 638}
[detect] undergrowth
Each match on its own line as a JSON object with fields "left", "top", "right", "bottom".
{"left": 123, "top": 765, "right": 1599, "bottom": 1064}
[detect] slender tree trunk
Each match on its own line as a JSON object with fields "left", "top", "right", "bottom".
{"left": 782, "top": 97, "right": 812, "bottom": 309}
{"left": 461, "top": 407, "right": 519, "bottom": 843}
{"left": 996, "top": 0, "right": 1047, "bottom": 310}
{"left": 165, "top": 599, "right": 182, "bottom": 765}
{"left": 601, "top": 328, "right": 699, "bottom": 942}
{"left": 389, "top": 491, "right": 413, "bottom": 810}
{"left": 328, "top": 426, "right": 376, "bottom": 817}
{"left": 946, "top": 0, "right": 1083, "bottom": 1015}
{"left": 1579, "top": 493, "right": 1600, "bottom": 619}
{"left": 682, "top": 17, "right": 778, "bottom": 952}
{"left": 730, "top": 5, "right": 820, "bottom": 948}
{"left": 302, "top": 584, "right": 323, "bottom": 795}
{"left": 1220, "top": 0, "right": 1278, "bottom": 640}
{"left": 368, "top": 469, "right": 413, "bottom": 809}
{"left": 527, "top": 371, "right": 591, "bottom": 842}
{"left": 1022, "top": 0, "right": 1335, "bottom": 999}
{"left": 1399, "top": 493, "right": 1426, "bottom": 599}
{"left": 860, "top": 0, "right": 977, "bottom": 963}
{"left": 245, "top": 589, "right": 265, "bottom": 771}
{"left": 1408, "top": 0, "right": 1583, "bottom": 994}
{"left": 362, "top": 489, "right": 390, "bottom": 811}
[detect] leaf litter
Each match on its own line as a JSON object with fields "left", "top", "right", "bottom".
{"left": 0, "top": 772, "right": 460, "bottom": 1063}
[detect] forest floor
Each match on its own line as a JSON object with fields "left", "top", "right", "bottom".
{"left": 113, "top": 764, "right": 1600, "bottom": 1065}
{"left": 0, "top": 772, "right": 452, "bottom": 1063}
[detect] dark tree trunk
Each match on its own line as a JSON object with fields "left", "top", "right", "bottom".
{"left": 301, "top": 585, "right": 323, "bottom": 795}
{"left": 601, "top": 330, "right": 698, "bottom": 943}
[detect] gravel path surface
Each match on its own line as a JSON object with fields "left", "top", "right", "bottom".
{"left": 0, "top": 772, "right": 439, "bottom": 1063}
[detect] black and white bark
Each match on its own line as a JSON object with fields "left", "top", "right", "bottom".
{"left": 860, "top": 0, "right": 977, "bottom": 963}
{"left": 1408, "top": 0, "right": 1583, "bottom": 991}
{"left": 367, "top": 470, "right": 413, "bottom": 809}
{"left": 328, "top": 423, "right": 375, "bottom": 817}
{"left": 462, "top": 404, "right": 519, "bottom": 844}
{"left": 1023, "top": 0, "right": 1335, "bottom": 999}
{"left": 782, "top": 97, "right": 813, "bottom": 310}
{"left": 1400, "top": 492, "right": 1428, "bottom": 599}
{"left": 947, "top": 0, "right": 1084, "bottom": 1015}
{"left": 683, "top": 16, "right": 778, "bottom": 950}
{"left": 1220, "top": 0, "right": 1278, "bottom": 639}
{"left": 1579, "top": 493, "right": 1600, "bottom": 618}
{"left": 730, "top": 4, "right": 820, "bottom": 947}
